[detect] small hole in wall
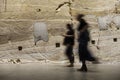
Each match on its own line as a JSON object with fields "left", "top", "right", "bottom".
{"left": 18, "top": 46, "right": 22, "bottom": 51}
{"left": 56, "top": 43, "right": 60, "bottom": 48}
{"left": 36, "top": 9, "right": 41, "bottom": 12}
{"left": 117, "top": 27, "right": 119, "bottom": 30}
{"left": 91, "top": 40, "right": 95, "bottom": 44}
{"left": 113, "top": 38, "right": 117, "bottom": 42}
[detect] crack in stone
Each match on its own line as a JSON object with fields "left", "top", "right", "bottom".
{"left": 55, "top": 0, "right": 74, "bottom": 23}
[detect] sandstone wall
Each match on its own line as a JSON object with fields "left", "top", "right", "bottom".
{"left": 0, "top": 0, "right": 120, "bottom": 63}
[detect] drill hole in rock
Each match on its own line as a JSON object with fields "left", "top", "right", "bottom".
{"left": 36, "top": 9, "right": 41, "bottom": 12}
{"left": 113, "top": 38, "right": 117, "bottom": 42}
{"left": 18, "top": 46, "right": 23, "bottom": 51}
{"left": 91, "top": 40, "right": 95, "bottom": 44}
{"left": 56, "top": 43, "right": 60, "bottom": 48}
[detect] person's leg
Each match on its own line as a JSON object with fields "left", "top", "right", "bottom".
{"left": 69, "top": 45, "right": 74, "bottom": 66}
{"left": 66, "top": 45, "right": 74, "bottom": 67}
{"left": 78, "top": 43, "right": 87, "bottom": 72}
{"left": 82, "top": 60, "right": 87, "bottom": 71}
{"left": 78, "top": 60, "right": 87, "bottom": 72}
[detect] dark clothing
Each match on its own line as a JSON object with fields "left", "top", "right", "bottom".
{"left": 63, "top": 28, "right": 75, "bottom": 64}
{"left": 77, "top": 19, "right": 95, "bottom": 62}
{"left": 65, "top": 45, "right": 74, "bottom": 64}
{"left": 77, "top": 19, "right": 90, "bottom": 42}
{"left": 76, "top": 14, "right": 99, "bottom": 71}
{"left": 63, "top": 30, "right": 75, "bottom": 46}
{"left": 77, "top": 19, "right": 88, "bottom": 31}
{"left": 78, "top": 30, "right": 90, "bottom": 43}
{"left": 78, "top": 43, "right": 96, "bottom": 61}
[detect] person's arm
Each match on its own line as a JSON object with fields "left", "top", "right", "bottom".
{"left": 62, "top": 34, "right": 74, "bottom": 37}
{"left": 80, "top": 25, "right": 89, "bottom": 32}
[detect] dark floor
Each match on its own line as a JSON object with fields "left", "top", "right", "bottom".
{"left": 0, "top": 63, "right": 120, "bottom": 80}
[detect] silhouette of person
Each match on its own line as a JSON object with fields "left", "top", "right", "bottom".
{"left": 76, "top": 14, "right": 98, "bottom": 72}
{"left": 62, "top": 23, "right": 75, "bottom": 67}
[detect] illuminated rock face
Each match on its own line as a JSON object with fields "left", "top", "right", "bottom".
{"left": 0, "top": 0, "right": 120, "bottom": 63}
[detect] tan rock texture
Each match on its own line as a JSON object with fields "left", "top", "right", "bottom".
{"left": 0, "top": 0, "right": 120, "bottom": 63}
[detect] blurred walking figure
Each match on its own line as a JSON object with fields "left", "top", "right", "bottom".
{"left": 76, "top": 14, "right": 98, "bottom": 72}
{"left": 62, "top": 23, "right": 75, "bottom": 67}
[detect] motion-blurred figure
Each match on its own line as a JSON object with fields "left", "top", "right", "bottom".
{"left": 62, "top": 23, "right": 75, "bottom": 67}
{"left": 76, "top": 14, "right": 98, "bottom": 72}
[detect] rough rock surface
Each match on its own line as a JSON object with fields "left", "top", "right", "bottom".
{"left": 0, "top": 0, "right": 120, "bottom": 63}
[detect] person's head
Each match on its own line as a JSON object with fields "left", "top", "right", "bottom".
{"left": 66, "top": 23, "right": 73, "bottom": 30}
{"left": 76, "top": 14, "right": 85, "bottom": 21}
